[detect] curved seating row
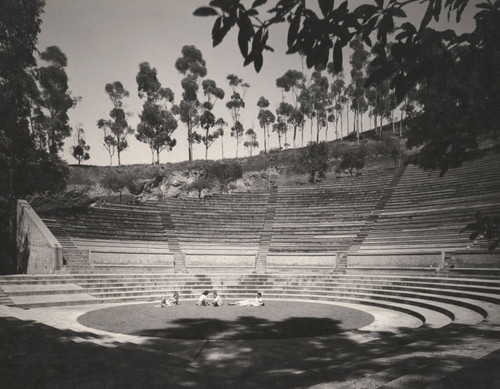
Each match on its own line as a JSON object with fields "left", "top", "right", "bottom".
{"left": 348, "top": 153, "right": 500, "bottom": 268}
{"left": 35, "top": 152, "right": 500, "bottom": 273}
{"left": 1, "top": 273, "right": 499, "bottom": 331}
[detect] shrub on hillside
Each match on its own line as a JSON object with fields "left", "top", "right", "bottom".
{"left": 377, "top": 137, "right": 404, "bottom": 166}
{"left": 330, "top": 141, "right": 352, "bottom": 160}
{"left": 187, "top": 176, "right": 215, "bottom": 199}
{"left": 205, "top": 162, "right": 242, "bottom": 183}
{"left": 300, "top": 142, "right": 329, "bottom": 183}
{"left": 100, "top": 170, "right": 136, "bottom": 203}
{"left": 336, "top": 147, "right": 366, "bottom": 176}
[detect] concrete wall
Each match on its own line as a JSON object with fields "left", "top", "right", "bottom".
{"left": 453, "top": 252, "right": 500, "bottom": 268}
{"left": 347, "top": 254, "right": 442, "bottom": 268}
{"left": 267, "top": 255, "right": 336, "bottom": 267}
{"left": 17, "top": 200, "right": 63, "bottom": 274}
{"left": 90, "top": 251, "right": 174, "bottom": 266}
{"left": 185, "top": 254, "right": 256, "bottom": 268}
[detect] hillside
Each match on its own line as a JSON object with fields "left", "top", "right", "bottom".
{"left": 61, "top": 135, "right": 399, "bottom": 204}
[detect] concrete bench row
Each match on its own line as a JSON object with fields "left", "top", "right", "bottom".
{"left": 2, "top": 273, "right": 499, "bottom": 332}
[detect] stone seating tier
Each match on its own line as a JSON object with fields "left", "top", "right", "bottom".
{"left": 1, "top": 273, "right": 498, "bottom": 336}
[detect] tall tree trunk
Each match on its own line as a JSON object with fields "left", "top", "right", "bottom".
{"left": 400, "top": 110, "right": 404, "bottom": 137}
{"left": 205, "top": 128, "right": 209, "bottom": 160}
{"left": 278, "top": 133, "right": 282, "bottom": 149}
{"left": 263, "top": 126, "right": 267, "bottom": 153}
{"left": 340, "top": 108, "right": 343, "bottom": 140}
{"left": 346, "top": 100, "right": 350, "bottom": 136}
{"left": 392, "top": 110, "right": 395, "bottom": 133}
{"left": 356, "top": 101, "right": 360, "bottom": 142}
{"left": 157, "top": 149, "right": 160, "bottom": 164}
{"left": 301, "top": 122, "right": 304, "bottom": 147}
{"left": 221, "top": 135, "right": 224, "bottom": 159}
{"left": 188, "top": 125, "right": 193, "bottom": 162}
{"left": 316, "top": 110, "right": 320, "bottom": 143}
{"left": 293, "top": 125, "right": 296, "bottom": 148}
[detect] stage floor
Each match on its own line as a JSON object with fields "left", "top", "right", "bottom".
{"left": 77, "top": 300, "right": 374, "bottom": 340}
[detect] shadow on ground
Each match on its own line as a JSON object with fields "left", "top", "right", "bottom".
{"left": 135, "top": 316, "right": 348, "bottom": 339}
{"left": 1, "top": 315, "right": 499, "bottom": 389}
{"left": 77, "top": 301, "right": 374, "bottom": 340}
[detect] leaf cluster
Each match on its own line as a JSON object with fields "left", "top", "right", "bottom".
{"left": 300, "top": 141, "right": 329, "bottom": 183}
{"left": 461, "top": 211, "right": 500, "bottom": 252}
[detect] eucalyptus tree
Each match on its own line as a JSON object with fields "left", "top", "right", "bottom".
{"left": 348, "top": 37, "right": 370, "bottom": 141}
{"left": 214, "top": 118, "right": 227, "bottom": 158}
{"left": 326, "top": 63, "right": 348, "bottom": 140}
{"left": 276, "top": 69, "right": 305, "bottom": 147}
{"left": 0, "top": 0, "right": 72, "bottom": 273}
{"left": 257, "top": 97, "right": 275, "bottom": 153}
{"left": 272, "top": 116, "right": 287, "bottom": 150}
{"left": 244, "top": 128, "right": 259, "bottom": 156}
{"left": 226, "top": 74, "right": 249, "bottom": 157}
{"left": 200, "top": 79, "right": 225, "bottom": 159}
{"left": 276, "top": 101, "right": 294, "bottom": 147}
{"left": 298, "top": 87, "right": 314, "bottom": 146}
{"left": 231, "top": 121, "right": 245, "bottom": 155}
{"left": 97, "top": 81, "right": 133, "bottom": 166}
{"left": 71, "top": 125, "right": 90, "bottom": 165}
{"left": 33, "top": 46, "right": 77, "bottom": 157}
{"left": 196, "top": 0, "right": 500, "bottom": 172}
{"left": 135, "top": 62, "right": 177, "bottom": 164}
{"left": 325, "top": 107, "right": 335, "bottom": 141}
{"left": 309, "top": 71, "right": 329, "bottom": 142}
{"left": 175, "top": 45, "right": 207, "bottom": 161}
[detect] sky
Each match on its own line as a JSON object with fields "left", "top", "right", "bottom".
{"left": 36, "top": 0, "right": 480, "bottom": 166}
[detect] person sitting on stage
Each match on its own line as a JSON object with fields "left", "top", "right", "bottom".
{"left": 212, "top": 292, "right": 223, "bottom": 307}
{"left": 169, "top": 292, "right": 179, "bottom": 305}
{"left": 197, "top": 290, "right": 210, "bottom": 306}
{"left": 159, "top": 292, "right": 179, "bottom": 307}
{"left": 228, "top": 292, "right": 264, "bottom": 307}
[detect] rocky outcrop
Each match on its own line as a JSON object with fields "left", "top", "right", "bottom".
{"left": 136, "top": 169, "right": 272, "bottom": 201}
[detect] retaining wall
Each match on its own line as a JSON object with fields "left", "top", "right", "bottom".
{"left": 17, "top": 200, "right": 62, "bottom": 274}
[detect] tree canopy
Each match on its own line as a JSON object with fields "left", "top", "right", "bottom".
{"left": 195, "top": 0, "right": 500, "bottom": 172}
{"left": 135, "top": 62, "right": 178, "bottom": 164}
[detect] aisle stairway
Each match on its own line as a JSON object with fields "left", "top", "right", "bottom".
{"left": 349, "top": 164, "right": 407, "bottom": 253}
{"left": 42, "top": 218, "right": 90, "bottom": 272}
{"left": 255, "top": 178, "right": 278, "bottom": 273}
{"left": 159, "top": 209, "right": 187, "bottom": 273}
{"left": 0, "top": 286, "right": 13, "bottom": 306}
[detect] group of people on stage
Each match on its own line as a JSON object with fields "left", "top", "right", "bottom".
{"left": 197, "top": 290, "right": 224, "bottom": 306}
{"left": 157, "top": 291, "right": 264, "bottom": 307}
{"left": 196, "top": 290, "right": 264, "bottom": 307}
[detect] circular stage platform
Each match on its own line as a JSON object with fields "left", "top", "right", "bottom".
{"left": 78, "top": 301, "right": 374, "bottom": 340}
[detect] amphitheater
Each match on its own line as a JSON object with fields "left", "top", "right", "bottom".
{"left": 1, "top": 153, "right": 500, "bottom": 388}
